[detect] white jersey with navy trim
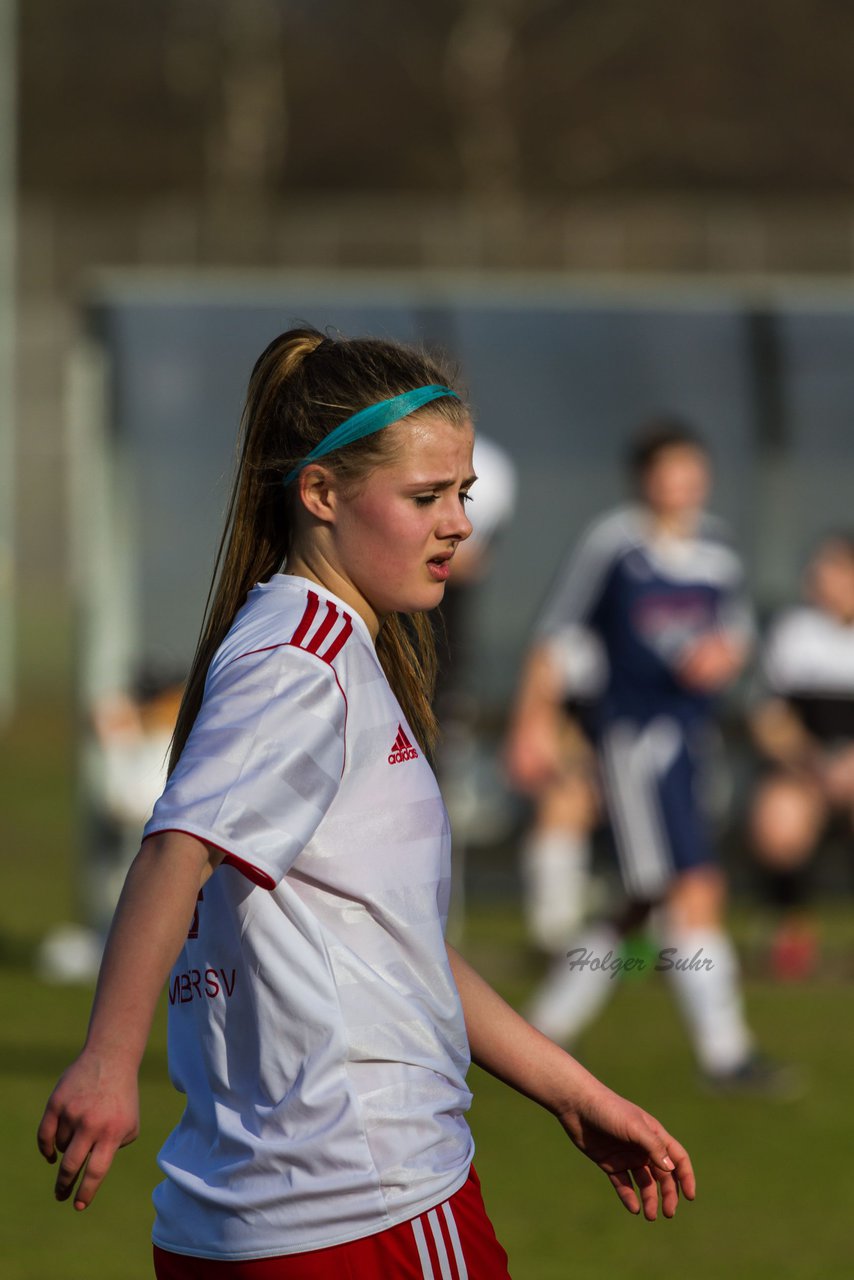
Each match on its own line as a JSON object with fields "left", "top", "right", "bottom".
{"left": 143, "top": 575, "right": 473, "bottom": 1261}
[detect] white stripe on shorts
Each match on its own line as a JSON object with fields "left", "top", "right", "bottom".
{"left": 428, "top": 1208, "right": 453, "bottom": 1280}
{"left": 411, "top": 1201, "right": 468, "bottom": 1280}
{"left": 411, "top": 1214, "right": 435, "bottom": 1278}
{"left": 602, "top": 719, "right": 675, "bottom": 899}
{"left": 442, "top": 1201, "right": 469, "bottom": 1280}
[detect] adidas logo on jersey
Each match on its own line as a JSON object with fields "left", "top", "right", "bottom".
{"left": 388, "top": 724, "right": 419, "bottom": 765}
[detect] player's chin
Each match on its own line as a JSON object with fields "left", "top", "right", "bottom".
{"left": 399, "top": 582, "right": 447, "bottom": 614}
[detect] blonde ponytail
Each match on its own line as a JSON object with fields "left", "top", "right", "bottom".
{"left": 169, "top": 330, "right": 326, "bottom": 773}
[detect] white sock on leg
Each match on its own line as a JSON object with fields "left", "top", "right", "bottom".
{"left": 526, "top": 922, "right": 621, "bottom": 1044}
{"left": 522, "top": 830, "right": 591, "bottom": 954}
{"left": 659, "top": 927, "right": 753, "bottom": 1074}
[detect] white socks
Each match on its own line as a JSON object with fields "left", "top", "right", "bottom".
{"left": 660, "top": 927, "right": 753, "bottom": 1074}
{"left": 522, "top": 830, "right": 591, "bottom": 955}
{"left": 525, "top": 920, "right": 754, "bottom": 1073}
{"left": 525, "top": 922, "right": 621, "bottom": 1043}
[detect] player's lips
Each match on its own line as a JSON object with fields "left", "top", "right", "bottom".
{"left": 427, "top": 551, "right": 454, "bottom": 582}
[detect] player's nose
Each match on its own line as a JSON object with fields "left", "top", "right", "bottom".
{"left": 439, "top": 496, "right": 473, "bottom": 542}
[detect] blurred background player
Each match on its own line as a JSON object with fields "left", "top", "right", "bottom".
{"left": 506, "top": 419, "right": 794, "bottom": 1093}
{"left": 749, "top": 532, "right": 854, "bottom": 980}
{"left": 37, "top": 667, "right": 184, "bottom": 982}
{"left": 507, "top": 621, "right": 605, "bottom": 957}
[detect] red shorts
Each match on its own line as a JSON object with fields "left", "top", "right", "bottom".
{"left": 152, "top": 1165, "right": 511, "bottom": 1279}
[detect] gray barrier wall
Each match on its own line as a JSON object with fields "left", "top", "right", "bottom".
{"left": 77, "top": 273, "right": 854, "bottom": 707}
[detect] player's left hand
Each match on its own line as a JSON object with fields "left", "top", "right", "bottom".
{"left": 557, "top": 1078, "right": 696, "bottom": 1220}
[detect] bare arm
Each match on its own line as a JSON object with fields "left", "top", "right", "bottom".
{"left": 750, "top": 697, "right": 821, "bottom": 770}
{"left": 447, "top": 943, "right": 695, "bottom": 1220}
{"left": 503, "top": 644, "right": 566, "bottom": 794}
{"left": 37, "top": 831, "right": 222, "bottom": 1210}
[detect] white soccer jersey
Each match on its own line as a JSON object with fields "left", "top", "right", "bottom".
{"left": 761, "top": 605, "right": 854, "bottom": 743}
{"left": 142, "top": 575, "right": 474, "bottom": 1261}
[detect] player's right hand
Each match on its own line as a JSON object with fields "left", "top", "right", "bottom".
{"left": 37, "top": 1051, "right": 140, "bottom": 1211}
{"left": 675, "top": 633, "right": 745, "bottom": 693}
{"left": 557, "top": 1076, "right": 696, "bottom": 1221}
{"left": 503, "top": 716, "right": 563, "bottom": 793}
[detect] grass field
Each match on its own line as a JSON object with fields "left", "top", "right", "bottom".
{"left": 3, "top": 692, "right": 853, "bottom": 1279}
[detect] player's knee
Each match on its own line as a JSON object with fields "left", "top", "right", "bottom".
{"left": 750, "top": 780, "right": 822, "bottom": 866}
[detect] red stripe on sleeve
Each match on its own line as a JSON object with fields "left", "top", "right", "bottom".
{"left": 306, "top": 601, "right": 338, "bottom": 654}
{"left": 291, "top": 590, "right": 320, "bottom": 647}
{"left": 321, "top": 612, "right": 353, "bottom": 663}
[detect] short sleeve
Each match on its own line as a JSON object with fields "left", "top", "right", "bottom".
{"left": 143, "top": 644, "right": 346, "bottom": 887}
{"left": 715, "top": 558, "right": 756, "bottom": 652}
{"left": 543, "top": 623, "right": 609, "bottom": 700}
{"left": 535, "top": 511, "right": 628, "bottom": 642}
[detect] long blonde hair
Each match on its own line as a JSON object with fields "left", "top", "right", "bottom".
{"left": 169, "top": 327, "right": 467, "bottom": 773}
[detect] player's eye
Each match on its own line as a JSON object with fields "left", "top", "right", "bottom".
{"left": 460, "top": 490, "right": 473, "bottom": 505}
{"left": 413, "top": 494, "right": 439, "bottom": 507}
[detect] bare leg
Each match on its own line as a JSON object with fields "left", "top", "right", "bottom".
{"left": 749, "top": 773, "right": 826, "bottom": 979}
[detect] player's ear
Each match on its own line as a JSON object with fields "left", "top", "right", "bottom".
{"left": 295, "top": 465, "right": 341, "bottom": 524}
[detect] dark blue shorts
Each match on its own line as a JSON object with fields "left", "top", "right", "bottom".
{"left": 598, "top": 715, "right": 715, "bottom": 901}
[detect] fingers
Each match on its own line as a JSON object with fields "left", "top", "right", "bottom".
{"left": 633, "top": 1165, "right": 661, "bottom": 1222}
{"left": 54, "top": 1129, "right": 94, "bottom": 1205}
{"left": 660, "top": 1134, "right": 696, "bottom": 1203}
{"left": 655, "top": 1164, "right": 681, "bottom": 1220}
{"left": 36, "top": 1104, "right": 59, "bottom": 1164}
{"left": 591, "top": 1097, "right": 696, "bottom": 1222}
{"left": 71, "top": 1140, "right": 120, "bottom": 1211}
{"left": 42, "top": 1104, "right": 132, "bottom": 1210}
{"left": 607, "top": 1170, "right": 641, "bottom": 1216}
{"left": 639, "top": 1128, "right": 697, "bottom": 1220}
{"left": 609, "top": 1165, "right": 677, "bottom": 1222}
{"left": 642, "top": 1125, "right": 696, "bottom": 1206}
{"left": 54, "top": 1131, "right": 120, "bottom": 1210}
{"left": 608, "top": 1166, "right": 664, "bottom": 1221}
{"left": 631, "top": 1113, "right": 696, "bottom": 1204}
{"left": 39, "top": 1058, "right": 140, "bottom": 1210}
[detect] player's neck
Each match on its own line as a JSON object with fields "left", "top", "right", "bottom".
{"left": 284, "top": 548, "right": 382, "bottom": 641}
{"left": 646, "top": 506, "right": 701, "bottom": 540}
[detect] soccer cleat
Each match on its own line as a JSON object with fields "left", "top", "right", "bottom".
{"left": 701, "top": 1053, "right": 806, "bottom": 1101}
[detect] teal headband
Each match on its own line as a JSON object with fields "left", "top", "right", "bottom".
{"left": 282, "top": 384, "right": 460, "bottom": 489}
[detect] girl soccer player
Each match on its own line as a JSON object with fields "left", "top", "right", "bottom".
{"left": 38, "top": 330, "right": 694, "bottom": 1278}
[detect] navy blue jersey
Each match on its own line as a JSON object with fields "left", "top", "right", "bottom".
{"left": 539, "top": 505, "right": 752, "bottom": 733}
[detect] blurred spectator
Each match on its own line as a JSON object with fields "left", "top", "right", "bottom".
{"left": 749, "top": 533, "right": 854, "bottom": 980}
{"left": 506, "top": 420, "right": 797, "bottom": 1094}
{"left": 87, "top": 668, "right": 186, "bottom": 922}
{"left": 37, "top": 667, "right": 183, "bottom": 983}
